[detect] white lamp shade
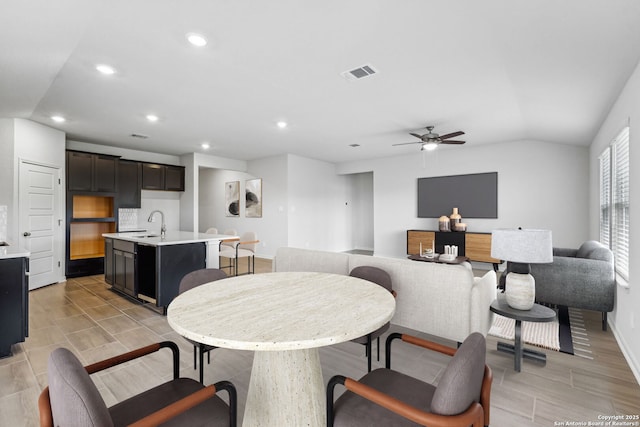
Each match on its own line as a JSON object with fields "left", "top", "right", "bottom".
{"left": 491, "top": 229, "right": 553, "bottom": 263}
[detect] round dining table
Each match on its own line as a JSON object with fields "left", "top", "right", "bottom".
{"left": 167, "top": 271, "right": 396, "bottom": 427}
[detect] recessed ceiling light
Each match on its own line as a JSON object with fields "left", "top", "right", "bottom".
{"left": 146, "top": 114, "right": 159, "bottom": 122}
{"left": 201, "top": 143, "right": 210, "bottom": 149}
{"left": 186, "top": 33, "right": 207, "bottom": 47}
{"left": 51, "top": 115, "right": 66, "bottom": 123}
{"left": 96, "top": 64, "right": 116, "bottom": 75}
{"left": 276, "top": 121, "right": 288, "bottom": 129}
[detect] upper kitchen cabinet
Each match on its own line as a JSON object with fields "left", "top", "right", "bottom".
{"left": 142, "top": 163, "right": 185, "bottom": 191}
{"left": 118, "top": 159, "right": 142, "bottom": 208}
{"left": 67, "top": 151, "right": 119, "bottom": 193}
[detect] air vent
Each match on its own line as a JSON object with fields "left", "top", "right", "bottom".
{"left": 341, "top": 64, "right": 379, "bottom": 81}
{"left": 130, "top": 133, "right": 149, "bottom": 139}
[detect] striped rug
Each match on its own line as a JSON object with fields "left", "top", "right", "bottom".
{"left": 489, "top": 305, "right": 576, "bottom": 354}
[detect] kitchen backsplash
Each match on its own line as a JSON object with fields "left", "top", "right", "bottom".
{"left": 118, "top": 208, "right": 139, "bottom": 231}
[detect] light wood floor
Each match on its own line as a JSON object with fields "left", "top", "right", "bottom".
{"left": 1, "top": 258, "right": 639, "bottom": 426}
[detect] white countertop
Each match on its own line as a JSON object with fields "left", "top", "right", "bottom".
{"left": 0, "top": 245, "right": 30, "bottom": 259}
{"left": 167, "top": 271, "right": 397, "bottom": 351}
{"left": 102, "top": 231, "right": 237, "bottom": 246}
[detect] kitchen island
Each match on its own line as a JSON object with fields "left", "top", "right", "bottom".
{"left": 103, "top": 231, "right": 236, "bottom": 311}
{"left": 0, "top": 245, "right": 30, "bottom": 357}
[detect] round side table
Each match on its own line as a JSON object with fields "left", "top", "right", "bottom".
{"left": 490, "top": 295, "right": 556, "bottom": 372}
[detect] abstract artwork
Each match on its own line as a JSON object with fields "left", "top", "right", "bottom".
{"left": 225, "top": 181, "right": 240, "bottom": 217}
{"left": 245, "top": 178, "right": 262, "bottom": 218}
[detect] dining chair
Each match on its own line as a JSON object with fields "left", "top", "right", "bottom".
{"left": 219, "top": 231, "right": 259, "bottom": 276}
{"left": 39, "top": 341, "right": 237, "bottom": 427}
{"left": 327, "top": 332, "right": 492, "bottom": 427}
{"left": 205, "top": 227, "right": 218, "bottom": 234}
{"left": 179, "top": 268, "right": 228, "bottom": 383}
{"left": 349, "top": 266, "right": 396, "bottom": 372}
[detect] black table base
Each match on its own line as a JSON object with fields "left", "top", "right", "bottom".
{"left": 495, "top": 318, "right": 547, "bottom": 371}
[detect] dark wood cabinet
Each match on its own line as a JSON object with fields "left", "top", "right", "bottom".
{"left": 67, "top": 151, "right": 118, "bottom": 192}
{"left": 112, "top": 240, "right": 136, "bottom": 297}
{"left": 0, "top": 256, "right": 29, "bottom": 358}
{"left": 142, "top": 163, "right": 185, "bottom": 191}
{"left": 104, "top": 238, "right": 113, "bottom": 284}
{"left": 142, "top": 163, "right": 165, "bottom": 190}
{"left": 165, "top": 165, "right": 185, "bottom": 191}
{"left": 118, "top": 160, "right": 142, "bottom": 208}
{"left": 407, "top": 230, "right": 501, "bottom": 268}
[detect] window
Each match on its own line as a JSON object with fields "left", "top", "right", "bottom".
{"left": 599, "top": 127, "right": 630, "bottom": 281}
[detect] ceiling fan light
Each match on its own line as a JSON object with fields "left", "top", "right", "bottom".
{"left": 422, "top": 142, "right": 438, "bottom": 151}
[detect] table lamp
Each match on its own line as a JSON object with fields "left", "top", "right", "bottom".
{"left": 491, "top": 228, "right": 553, "bottom": 310}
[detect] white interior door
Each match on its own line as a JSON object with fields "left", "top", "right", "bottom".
{"left": 19, "top": 161, "right": 63, "bottom": 290}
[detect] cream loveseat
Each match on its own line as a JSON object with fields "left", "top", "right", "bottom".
{"left": 273, "top": 247, "right": 497, "bottom": 344}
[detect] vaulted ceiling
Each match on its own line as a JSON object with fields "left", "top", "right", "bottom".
{"left": 2, "top": 1, "right": 640, "bottom": 163}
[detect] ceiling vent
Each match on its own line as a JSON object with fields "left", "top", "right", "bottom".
{"left": 130, "top": 133, "right": 149, "bottom": 139}
{"left": 341, "top": 64, "right": 378, "bottom": 81}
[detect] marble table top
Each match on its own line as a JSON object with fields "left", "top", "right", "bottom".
{"left": 167, "top": 271, "right": 396, "bottom": 351}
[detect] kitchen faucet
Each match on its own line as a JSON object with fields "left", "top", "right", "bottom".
{"left": 147, "top": 210, "right": 166, "bottom": 238}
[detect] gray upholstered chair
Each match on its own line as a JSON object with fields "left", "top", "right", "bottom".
{"left": 179, "top": 268, "right": 228, "bottom": 383}
{"left": 39, "top": 341, "right": 236, "bottom": 427}
{"left": 219, "top": 231, "right": 259, "bottom": 276}
{"left": 349, "top": 266, "right": 396, "bottom": 372}
{"left": 327, "top": 332, "right": 492, "bottom": 427}
{"left": 528, "top": 240, "right": 615, "bottom": 330}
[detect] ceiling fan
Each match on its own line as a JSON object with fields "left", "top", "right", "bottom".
{"left": 393, "top": 126, "right": 466, "bottom": 151}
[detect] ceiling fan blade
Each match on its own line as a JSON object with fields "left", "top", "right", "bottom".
{"left": 392, "top": 141, "right": 422, "bottom": 146}
{"left": 440, "top": 140, "right": 466, "bottom": 145}
{"left": 439, "top": 131, "right": 465, "bottom": 140}
{"left": 409, "top": 133, "right": 424, "bottom": 139}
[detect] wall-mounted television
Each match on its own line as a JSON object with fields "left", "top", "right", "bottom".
{"left": 417, "top": 172, "right": 498, "bottom": 218}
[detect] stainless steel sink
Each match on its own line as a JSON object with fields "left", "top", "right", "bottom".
{"left": 132, "top": 234, "right": 159, "bottom": 239}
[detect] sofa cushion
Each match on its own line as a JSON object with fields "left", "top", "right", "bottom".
{"left": 273, "top": 247, "right": 350, "bottom": 275}
{"left": 576, "top": 240, "right": 612, "bottom": 261}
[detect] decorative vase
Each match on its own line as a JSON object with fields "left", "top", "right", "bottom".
{"left": 505, "top": 272, "right": 535, "bottom": 310}
{"left": 438, "top": 216, "right": 450, "bottom": 232}
{"left": 449, "top": 207, "right": 462, "bottom": 231}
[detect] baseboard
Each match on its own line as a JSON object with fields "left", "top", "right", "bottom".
{"left": 608, "top": 320, "right": 640, "bottom": 386}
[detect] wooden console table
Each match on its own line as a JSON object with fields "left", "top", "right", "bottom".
{"left": 406, "top": 230, "right": 502, "bottom": 270}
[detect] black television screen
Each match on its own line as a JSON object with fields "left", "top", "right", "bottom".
{"left": 417, "top": 172, "right": 498, "bottom": 218}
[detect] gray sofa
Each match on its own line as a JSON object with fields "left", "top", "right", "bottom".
{"left": 529, "top": 240, "right": 615, "bottom": 330}
{"left": 273, "top": 247, "right": 497, "bottom": 344}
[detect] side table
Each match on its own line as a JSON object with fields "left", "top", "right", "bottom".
{"left": 490, "top": 295, "right": 556, "bottom": 372}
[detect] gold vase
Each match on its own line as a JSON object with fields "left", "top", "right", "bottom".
{"left": 449, "top": 207, "right": 462, "bottom": 230}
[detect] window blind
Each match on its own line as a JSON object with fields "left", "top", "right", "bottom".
{"left": 612, "top": 127, "right": 630, "bottom": 280}
{"left": 599, "top": 148, "right": 611, "bottom": 246}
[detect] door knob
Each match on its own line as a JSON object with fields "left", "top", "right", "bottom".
{"left": 23, "top": 232, "right": 31, "bottom": 237}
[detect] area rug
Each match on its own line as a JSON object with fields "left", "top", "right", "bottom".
{"left": 489, "top": 305, "right": 574, "bottom": 354}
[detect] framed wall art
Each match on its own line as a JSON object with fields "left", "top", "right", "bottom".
{"left": 245, "top": 178, "right": 262, "bottom": 218}
{"left": 225, "top": 181, "right": 240, "bottom": 217}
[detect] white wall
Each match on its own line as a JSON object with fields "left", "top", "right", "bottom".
{"left": 67, "top": 140, "right": 181, "bottom": 164}
{"left": 338, "top": 140, "right": 589, "bottom": 259}
{"left": 589, "top": 59, "right": 640, "bottom": 382}
{"left": 345, "top": 172, "right": 374, "bottom": 251}
{"left": 198, "top": 154, "right": 289, "bottom": 258}
{"left": 11, "top": 120, "right": 66, "bottom": 246}
{"left": 287, "top": 154, "right": 351, "bottom": 252}
{"left": 0, "top": 119, "right": 16, "bottom": 229}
